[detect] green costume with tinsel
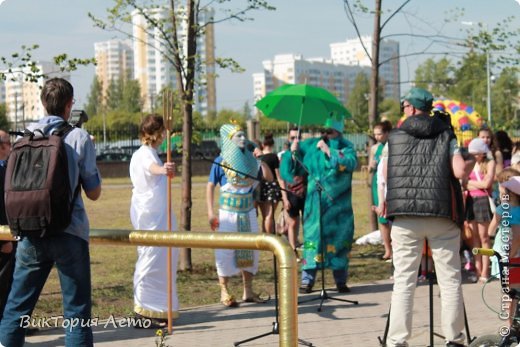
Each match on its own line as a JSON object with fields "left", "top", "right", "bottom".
{"left": 282, "top": 134, "right": 357, "bottom": 273}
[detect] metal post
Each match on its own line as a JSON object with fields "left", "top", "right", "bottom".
{"left": 0, "top": 228, "right": 299, "bottom": 347}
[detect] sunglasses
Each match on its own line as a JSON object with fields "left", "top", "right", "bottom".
{"left": 289, "top": 136, "right": 301, "bottom": 141}
{"left": 321, "top": 128, "right": 334, "bottom": 135}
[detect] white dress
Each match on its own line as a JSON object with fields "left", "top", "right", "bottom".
{"left": 130, "top": 145, "right": 179, "bottom": 319}
{"left": 215, "top": 182, "right": 259, "bottom": 277}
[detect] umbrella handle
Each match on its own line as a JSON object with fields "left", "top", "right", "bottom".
{"left": 297, "top": 97, "right": 305, "bottom": 138}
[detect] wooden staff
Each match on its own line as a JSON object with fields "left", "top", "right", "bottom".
{"left": 163, "top": 90, "right": 174, "bottom": 334}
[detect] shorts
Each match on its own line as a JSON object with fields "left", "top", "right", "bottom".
{"left": 258, "top": 181, "right": 282, "bottom": 203}
{"left": 286, "top": 191, "right": 305, "bottom": 218}
{"left": 465, "top": 195, "right": 492, "bottom": 223}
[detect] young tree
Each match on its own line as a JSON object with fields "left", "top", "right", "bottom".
{"left": 85, "top": 76, "right": 102, "bottom": 118}
{"left": 346, "top": 72, "right": 370, "bottom": 132}
{"left": 90, "top": 0, "right": 275, "bottom": 270}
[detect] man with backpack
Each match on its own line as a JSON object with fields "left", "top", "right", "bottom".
{"left": 0, "top": 130, "right": 13, "bottom": 321}
{"left": 0, "top": 78, "right": 102, "bottom": 347}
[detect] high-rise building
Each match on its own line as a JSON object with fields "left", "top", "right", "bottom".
{"left": 94, "top": 39, "right": 134, "bottom": 104}
{"left": 132, "top": 7, "right": 216, "bottom": 115}
{"left": 330, "top": 36, "right": 400, "bottom": 100}
{"left": 253, "top": 37, "right": 400, "bottom": 112}
{"left": 253, "top": 54, "right": 371, "bottom": 107}
{"left": 3, "top": 62, "right": 70, "bottom": 128}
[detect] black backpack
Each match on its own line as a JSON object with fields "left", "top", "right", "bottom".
{"left": 5, "top": 122, "right": 79, "bottom": 237}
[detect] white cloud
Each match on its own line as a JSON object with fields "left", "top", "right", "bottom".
{"left": 0, "top": 0, "right": 6, "bottom": 6}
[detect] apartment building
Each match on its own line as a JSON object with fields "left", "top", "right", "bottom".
{"left": 131, "top": 6, "right": 216, "bottom": 115}
{"left": 253, "top": 36, "right": 400, "bottom": 108}
{"left": 253, "top": 54, "right": 371, "bottom": 106}
{"left": 330, "top": 36, "right": 400, "bottom": 100}
{"left": 3, "top": 62, "right": 70, "bottom": 128}
{"left": 94, "top": 39, "right": 134, "bottom": 104}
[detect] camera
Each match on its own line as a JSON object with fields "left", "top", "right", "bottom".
{"left": 69, "top": 109, "right": 89, "bottom": 128}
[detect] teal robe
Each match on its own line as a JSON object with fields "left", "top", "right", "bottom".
{"left": 281, "top": 136, "right": 357, "bottom": 271}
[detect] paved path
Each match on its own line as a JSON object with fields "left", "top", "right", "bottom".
{"left": 26, "top": 276, "right": 504, "bottom": 346}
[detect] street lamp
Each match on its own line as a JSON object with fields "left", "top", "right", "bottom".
{"left": 461, "top": 21, "right": 492, "bottom": 127}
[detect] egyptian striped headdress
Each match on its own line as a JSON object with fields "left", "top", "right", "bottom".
{"left": 220, "top": 123, "right": 259, "bottom": 183}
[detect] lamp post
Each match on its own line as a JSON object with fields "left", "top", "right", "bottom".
{"left": 486, "top": 49, "right": 492, "bottom": 127}
{"left": 462, "top": 21, "right": 492, "bottom": 127}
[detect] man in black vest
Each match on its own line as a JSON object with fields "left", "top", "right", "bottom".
{"left": 376, "top": 88, "right": 475, "bottom": 347}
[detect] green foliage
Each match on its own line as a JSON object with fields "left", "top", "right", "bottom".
{"left": 346, "top": 72, "right": 370, "bottom": 132}
{"left": 449, "top": 52, "right": 487, "bottom": 115}
{"left": 491, "top": 67, "right": 520, "bottom": 129}
{"left": 257, "top": 115, "right": 290, "bottom": 133}
{"left": 210, "top": 108, "right": 246, "bottom": 129}
{"left": 414, "top": 53, "right": 519, "bottom": 129}
{"left": 85, "top": 76, "right": 102, "bottom": 117}
{"left": 0, "top": 45, "right": 94, "bottom": 82}
{"left": 414, "top": 58, "right": 454, "bottom": 98}
{"left": 99, "top": 76, "right": 143, "bottom": 115}
{"left": 378, "top": 99, "right": 401, "bottom": 126}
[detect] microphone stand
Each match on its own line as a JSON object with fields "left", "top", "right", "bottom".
{"left": 201, "top": 155, "right": 313, "bottom": 346}
{"left": 291, "top": 148, "right": 359, "bottom": 312}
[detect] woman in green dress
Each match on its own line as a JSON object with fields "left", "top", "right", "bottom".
{"left": 368, "top": 120, "right": 393, "bottom": 260}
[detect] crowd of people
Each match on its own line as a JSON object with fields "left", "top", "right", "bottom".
{"left": 0, "top": 80, "right": 519, "bottom": 347}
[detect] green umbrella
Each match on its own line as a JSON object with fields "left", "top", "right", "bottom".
{"left": 255, "top": 84, "right": 351, "bottom": 127}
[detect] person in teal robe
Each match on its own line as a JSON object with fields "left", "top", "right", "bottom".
{"left": 281, "top": 117, "right": 357, "bottom": 293}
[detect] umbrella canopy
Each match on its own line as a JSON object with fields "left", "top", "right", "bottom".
{"left": 255, "top": 84, "right": 351, "bottom": 126}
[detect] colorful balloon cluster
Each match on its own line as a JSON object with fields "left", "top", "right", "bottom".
{"left": 432, "top": 99, "right": 484, "bottom": 131}
{"left": 397, "top": 99, "right": 484, "bottom": 132}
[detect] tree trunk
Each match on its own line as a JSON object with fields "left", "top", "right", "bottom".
{"left": 178, "top": 0, "right": 197, "bottom": 271}
{"left": 368, "top": 0, "right": 382, "bottom": 232}
{"left": 179, "top": 100, "right": 193, "bottom": 271}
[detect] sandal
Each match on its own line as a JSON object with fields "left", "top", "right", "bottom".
{"left": 221, "top": 294, "right": 239, "bottom": 308}
{"left": 243, "top": 292, "right": 270, "bottom": 303}
{"left": 133, "top": 313, "right": 168, "bottom": 329}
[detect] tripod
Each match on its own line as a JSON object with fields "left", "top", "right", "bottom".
{"left": 377, "top": 239, "right": 474, "bottom": 346}
{"left": 229, "top": 164, "right": 312, "bottom": 345}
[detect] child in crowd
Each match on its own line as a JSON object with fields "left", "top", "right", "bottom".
{"left": 490, "top": 169, "right": 520, "bottom": 278}
{"left": 464, "top": 138, "right": 496, "bottom": 283}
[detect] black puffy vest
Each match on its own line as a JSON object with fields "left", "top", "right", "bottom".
{"left": 386, "top": 113, "right": 462, "bottom": 224}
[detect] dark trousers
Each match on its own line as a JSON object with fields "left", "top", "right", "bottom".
{"left": 0, "top": 244, "right": 16, "bottom": 321}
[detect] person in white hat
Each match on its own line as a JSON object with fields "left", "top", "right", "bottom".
{"left": 464, "top": 137, "right": 496, "bottom": 283}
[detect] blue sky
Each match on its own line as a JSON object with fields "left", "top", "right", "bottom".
{"left": 0, "top": 0, "right": 518, "bottom": 111}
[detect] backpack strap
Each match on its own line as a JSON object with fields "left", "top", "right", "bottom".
{"left": 48, "top": 121, "right": 73, "bottom": 137}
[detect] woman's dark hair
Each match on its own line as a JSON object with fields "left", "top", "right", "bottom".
{"left": 263, "top": 133, "right": 275, "bottom": 147}
{"left": 139, "top": 114, "right": 165, "bottom": 146}
{"left": 374, "top": 120, "right": 393, "bottom": 133}
{"left": 495, "top": 130, "right": 513, "bottom": 162}
{"left": 40, "top": 78, "right": 73, "bottom": 117}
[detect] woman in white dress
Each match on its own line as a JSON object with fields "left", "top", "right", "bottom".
{"left": 130, "top": 114, "right": 178, "bottom": 326}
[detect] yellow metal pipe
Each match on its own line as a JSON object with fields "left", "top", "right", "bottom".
{"left": 0, "top": 227, "right": 298, "bottom": 347}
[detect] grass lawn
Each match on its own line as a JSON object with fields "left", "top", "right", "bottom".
{"left": 32, "top": 172, "right": 392, "bottom": 319}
